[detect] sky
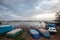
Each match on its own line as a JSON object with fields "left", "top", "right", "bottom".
{"left": 0, "top": 0, "right": 60, "bottom": 20}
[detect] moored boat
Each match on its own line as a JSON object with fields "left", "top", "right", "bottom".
{"left": 29, "top": 29, "right": 40, "bottom": 39}
{"left": 47, "top": 23, "right": 57, "bottom": 32}
{"left": 0, "top": 25, "right": 14, "bottom": 34}
{"left": 6, "top": 29, "right": 24, "bottom": 38}
{"left": 38, "top": 29, "right": 50, "bottom": 38}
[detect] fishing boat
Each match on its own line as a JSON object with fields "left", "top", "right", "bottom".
{"left": 29, "top": 29, "right": 40, "bottom": 39}
{"left": 0, "top": 25, "right": 13, "bottom": 34}
{"left": 38, "top": 29, "right": 50, "bottom": 38}
{"left": 6, "top": 29, "right": 24, "bottom": 38}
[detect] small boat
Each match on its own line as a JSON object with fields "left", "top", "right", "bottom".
{"left": 47, "top": 23, "right": 57, "bottom": 32}
{"left": 38, "top": 29, "right": 50, "bottom": 38}
{"left": 29, "top": 29, "right": 40, "bottom": 39}
{"left": 0, "top": 25, "right": 14, "bottom": 34}
{"left": 6, "top": 29, "right": 24, "bottom": 38}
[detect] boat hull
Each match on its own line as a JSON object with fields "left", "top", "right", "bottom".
{"left": 38, "top": 29, "right": 50, "bottom": 38}
{"left": 29, "top": 29, "right": 40, "bottom": 39}
{"left": 0, "top": 25, "right": 14, "bottom": 34}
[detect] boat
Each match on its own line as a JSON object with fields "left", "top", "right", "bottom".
{"left": 47, "top": 23, "right": 57, "bottom": 32}
{"left": 29, "top": 29, "right": 40, "bottom": 39}
{"left": 38, "top": 29, "right": 50, "bottom": 38}
{"left": 0, "top": 25, "right": 14, "bottom": 34}
{"left": 6, "top": 29, "right": 24, "bottom": 38}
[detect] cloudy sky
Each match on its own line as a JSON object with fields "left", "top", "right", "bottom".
{"left": 0, "top": 0, "right": 60, "bottom": 20}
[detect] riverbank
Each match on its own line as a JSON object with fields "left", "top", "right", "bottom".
{"left": 0, "top": 25, "right": 60, "bottom": 40}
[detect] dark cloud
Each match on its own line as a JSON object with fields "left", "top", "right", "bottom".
{"left": 0, "top": 0, "right": 60, "bottom": 20}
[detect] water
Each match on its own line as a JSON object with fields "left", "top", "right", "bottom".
{"left": 7, "top": 22, "right": 41, "bottom": 27}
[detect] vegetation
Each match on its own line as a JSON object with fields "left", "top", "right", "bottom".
{"left": 13, "top": 37, "right": 25, "bottom": 40}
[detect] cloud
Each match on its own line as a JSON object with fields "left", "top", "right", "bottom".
{"left": 34, "top": 0, "right": 60, "bottom": 12}
{"left": 0, "top": 0, "right": 60, "bottom": 20}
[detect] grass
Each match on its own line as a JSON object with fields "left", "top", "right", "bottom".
{"left": 13, "top": 37, "right": 25, "bottom": 40}
{"left": 0, "top": 35, "right": 26, "bottom": 40}
{"left": 12, "top": 35, "right": 26, "bottom": 40}
{"left": 0, "top": 36, "right": 26, "bottom": 40}
{"left": 57, "top": 31, "right": 60, "bottom": 35}
{"left": 0, "top": 37, "right": 2, "bottom": 39}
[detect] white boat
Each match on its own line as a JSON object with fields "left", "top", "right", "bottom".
{"left": 47, "top": 23, "right": 57, "bottom": 32}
